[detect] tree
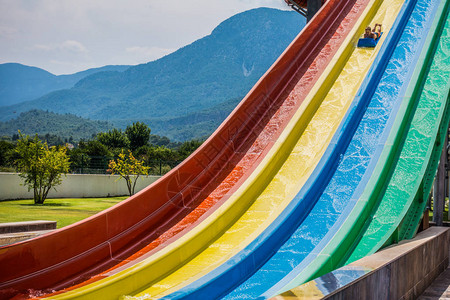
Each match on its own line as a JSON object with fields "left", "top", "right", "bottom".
{"left": 0, "top": 140, "right": 15, "bottom": 167}
{"left": 177, "top": 139, "right": 204, "bottom": 160}
{"left": 135, "top": 145, "right": 178, "bottom": 163}
{"left": 108, "top": 150, "right": 149, "bottom": 196}
{"left": 15, "top": 133, "right": 70, "bottom": 204}
{"left": 97, "top": 128, "right": 130, "bottom": 150}
{"left": 125, "top": 122, "right": 151, "bottom": 151}
{"left": 79, "top": 140, "right": 112, "bottom": 157}
{"left": 67, "top": 148, "right": 90, "bottom": 172}
{"left": 149, "top": 135, "right": 173, "bottom": 147}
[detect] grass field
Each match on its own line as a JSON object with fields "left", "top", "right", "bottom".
{"left": 428, "top": 198, "right": 449, "bottom": 222}
{"left": 0, "top": 197, "right": 127, "bottom": 228}
{"left": 429, "top": 210, "right": 450, "bottom": 222}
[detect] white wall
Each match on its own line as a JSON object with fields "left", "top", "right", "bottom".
{"left": 0, "top": 173, "right": 160, "bottom": 200}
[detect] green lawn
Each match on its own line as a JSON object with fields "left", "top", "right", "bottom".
{"left": 0, "top": 197, "right": 127, "bottom": 228}
{"left": 428, "top": 198, "right": 449, "bottom": 222}
{"left": 429, "top": 210, "right": 450, "bottom": 222}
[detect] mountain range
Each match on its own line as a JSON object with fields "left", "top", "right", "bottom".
{"left": 0, "top": 63, "right": 130, "bottom": 107}
{"left": 0, "top": 8, "right": 305, "bottom": 141}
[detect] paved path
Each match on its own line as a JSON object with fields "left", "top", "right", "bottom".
{"left": 419, "top": 244, "right": 450, "bottom": 300}
{"left": 418, "top": 268, "right": 450, "bottom": 300}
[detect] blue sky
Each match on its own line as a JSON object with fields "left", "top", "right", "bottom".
{"left": 0, "top": 0, "right": 288, "bottom": 75}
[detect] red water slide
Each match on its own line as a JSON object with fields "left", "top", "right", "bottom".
{"left": 0, "top": 0, "right": 363, "bottom": 298}
{"left": 284, "top": 0, "right": 327, "bottom": 9}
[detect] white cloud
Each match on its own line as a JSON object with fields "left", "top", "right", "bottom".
{"left": 125, "top": 46, "right": 175, "bottom": 62}
{"left": 61, "top": 40, "right": 88, "bottom": 53}
{"left": 32, "top": 44, "right": 53, "bottom": 51}
{"left": 0, "top": 26, "right": 17, "bottom": 39}
{"left": 33, "top": 40, "right": 88, "bottom": 53}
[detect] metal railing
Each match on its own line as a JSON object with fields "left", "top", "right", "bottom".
{"left": 1, "top": 156, "right": 182, "bottom": 176}
{"left": 69, "top": 155, "right": 182, "bottom": 176}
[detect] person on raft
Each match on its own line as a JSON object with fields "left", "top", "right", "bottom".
{"left": 364, "top": 23, "right": 382, "bottom": 39}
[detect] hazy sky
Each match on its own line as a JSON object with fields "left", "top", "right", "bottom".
{"left": 0, "top": 0, "right": 289, "bottom": 75}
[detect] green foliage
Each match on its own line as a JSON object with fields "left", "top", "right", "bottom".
{"left": 68, "top": 148, "right": 91, "bottom": 172}
{"left": 71, "top": 140, "right": 112, "bottom": 172}
{"left": 126, "top": 122, "right": 151, "bottom": 150}
{"left": 177, "top": 139, "right": 204, "bottom": 160}
{"left": 97, "top": 128, "right": 130, "bottom": 151}
{"left": 0, "top": 109, "right": 113, "bottom": 141}
{"left": 2, "top": 123, "right": 204, "bottom": 176}
{"left": 108, "top": 150, "right": 150, "bottom": 196}
{"left": 0, "top": 140, "right": 15, "bottom": 167}
{"left": 136, "top": 145, "right": 178, "bottom": 161}
{"left": 149, "top": 135, "right": 178, "bottom": 147}
{"left": 134, "top": 145, "right": 180, "bottom": 175}
{"left": 78, "top": 140, "right": 112, "bottom": 157}
{"left": 15, "top": 132, "right": 70, "bottom": 204}
{"left": 41, "top": 133, "right": 65, "bottom": 146}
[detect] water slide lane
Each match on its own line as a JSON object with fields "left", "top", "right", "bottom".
{"left": 217, "top": 0, "right": 414, "bottom": 299}
{"left": 0, "top": 1, "right": 348, "bottom": 298}
{"left": 161, "top": 0, "right": 410, "bottom": 298}
{"left": 343, "top": 0, "right": 450, "bottom": 264}
{"left": 397, "top": 2, "right": 450, "bottom": 242}
{"left": 268, "top": 0, "right": 445, "bottom": 295}
{"left": 21, "top": 1, "right": 368, "bottom": 299}
{"left": 126, "top": 0, "right": 398, "bottom": 298}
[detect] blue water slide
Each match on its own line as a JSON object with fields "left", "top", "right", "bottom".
{"left": 160, "top": 0, "right": 441, "bottom": 298}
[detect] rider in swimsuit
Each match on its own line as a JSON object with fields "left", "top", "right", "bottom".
{"left": 364, "top": 23, "right": 382, "bottom": 39}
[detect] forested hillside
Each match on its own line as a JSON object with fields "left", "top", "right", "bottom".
{"left": 0, "top": 110, "right": 113, "bottom": 140}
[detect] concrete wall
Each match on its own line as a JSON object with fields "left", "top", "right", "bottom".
{"left": 272, "top": 227, "right": 449, "bottom": 300}
{"left": 326, "top": 227, "right": 449, "bottom": 300}
{"left": 0, "top": 173, "right": 161, "bottom": 200}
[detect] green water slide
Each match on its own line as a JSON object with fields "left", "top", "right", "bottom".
{"left": 343, "top": 0, "right": 450, "bottom": 264}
